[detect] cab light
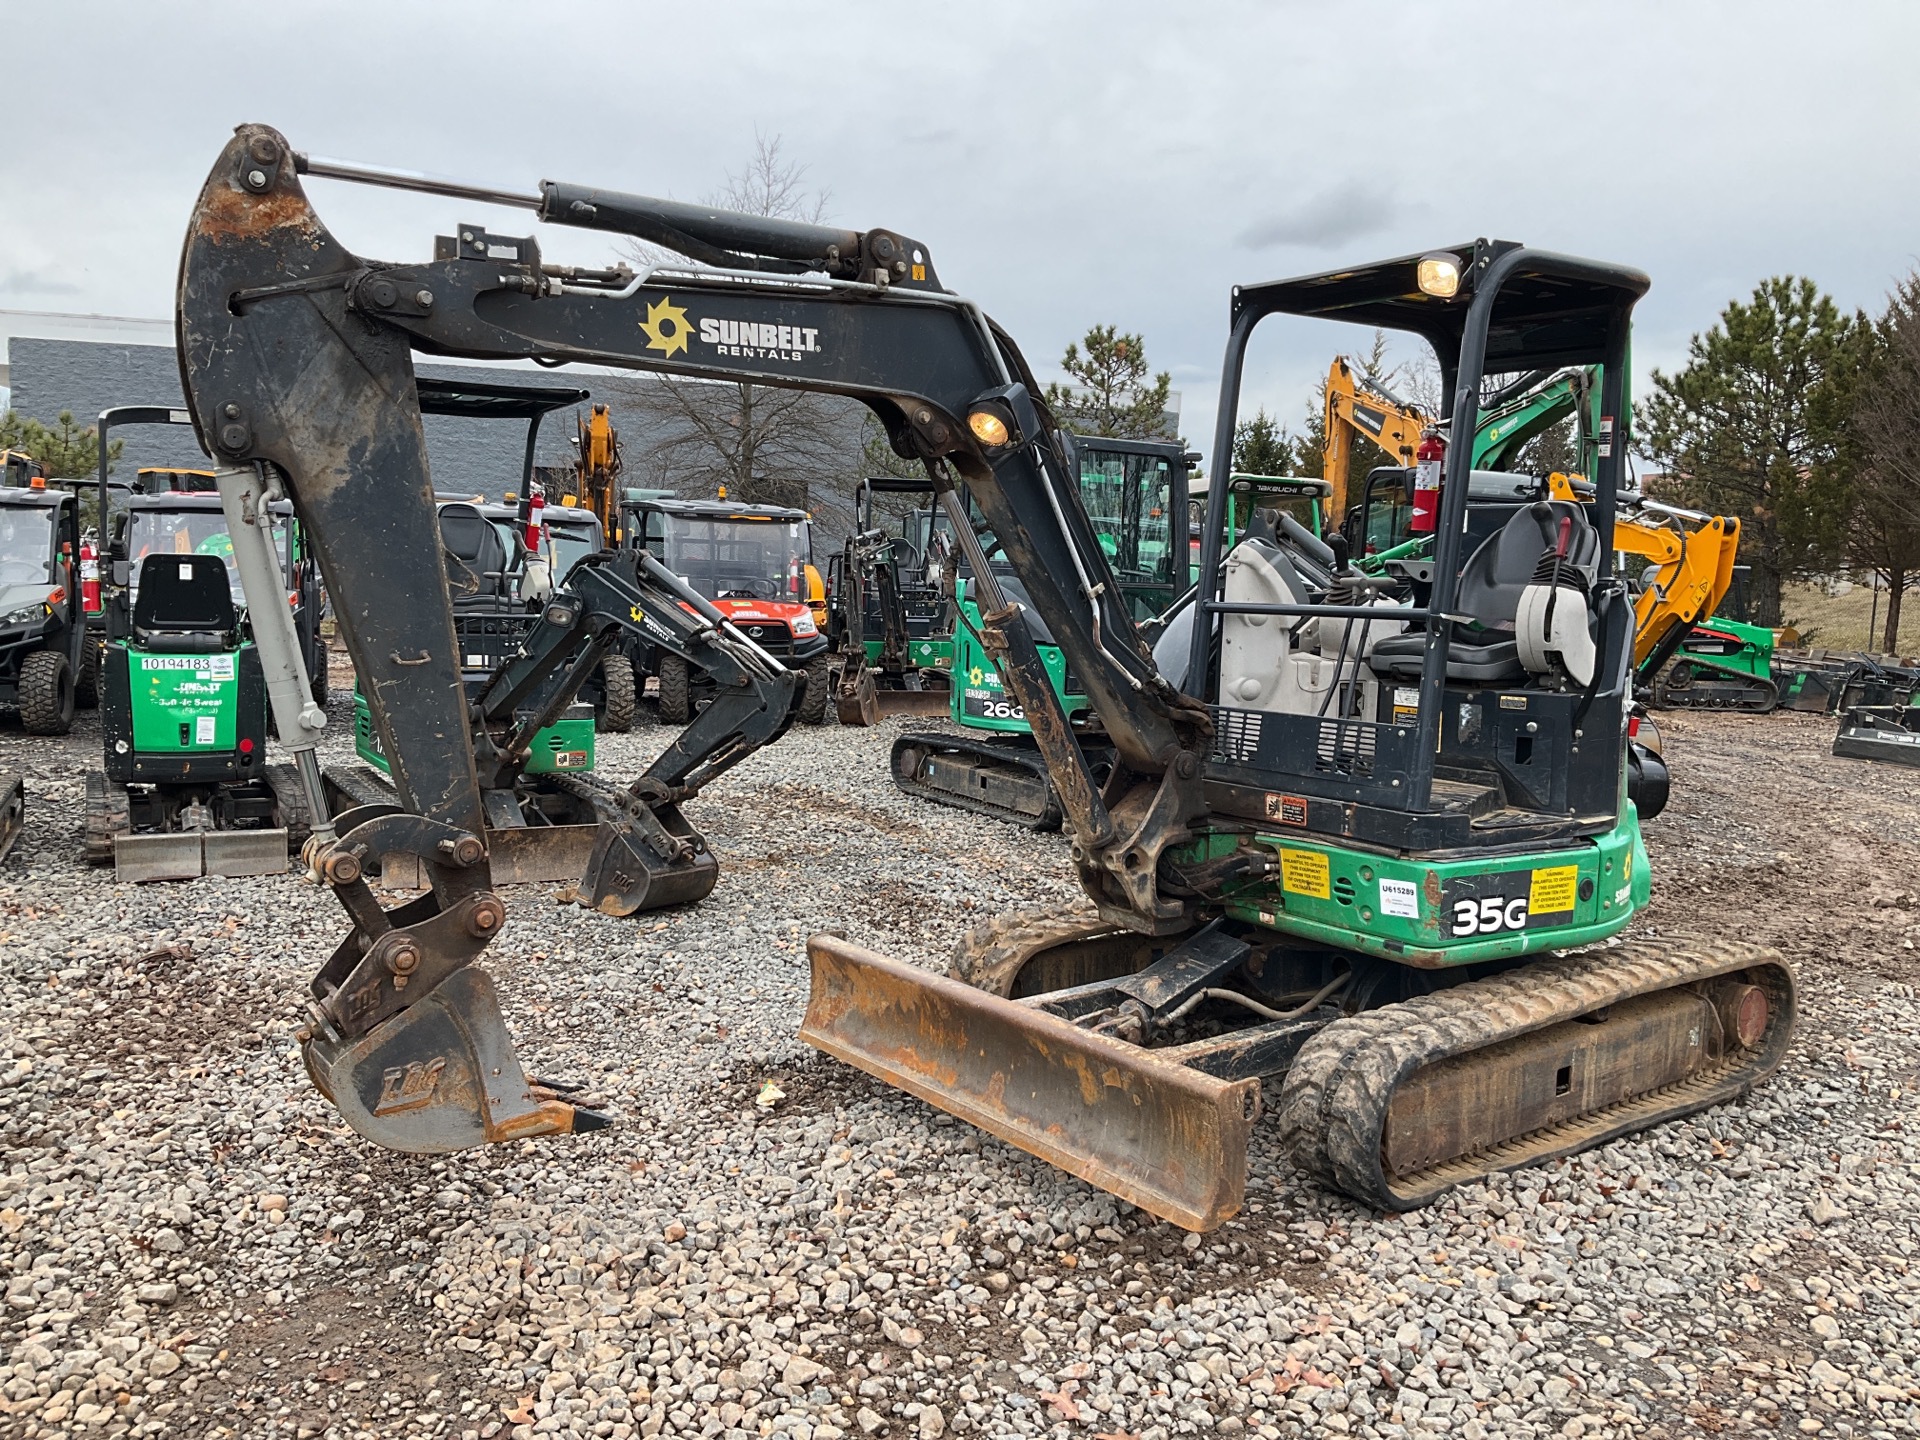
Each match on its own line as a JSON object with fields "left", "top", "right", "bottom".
{"left": 968, "top": 408, "right": 1012, "bottom": 448}
{"left": 1416, "top": 252, "right": 1462, "bottom": 298}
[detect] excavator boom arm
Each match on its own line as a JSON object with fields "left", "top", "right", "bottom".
{"left": 179, "top": 124, "right": 1202, "bottom": 928}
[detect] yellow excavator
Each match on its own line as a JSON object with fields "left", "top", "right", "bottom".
{"left": 1321, "top": 355, "right": 1426, "bottom": 522}
{"left": 571, "top": 403, "right": 624, "bottom": 543}
{"left": 1328, "top": 360, "right": 1753, "bottom": 705}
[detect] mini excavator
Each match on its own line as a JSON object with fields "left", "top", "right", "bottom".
{"left": 177, "top": 128, "right": 1794, "bottom": 1223}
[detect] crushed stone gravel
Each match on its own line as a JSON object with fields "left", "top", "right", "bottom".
{"left": 1, "top": 690, "right": 1917, "bottom": 1440}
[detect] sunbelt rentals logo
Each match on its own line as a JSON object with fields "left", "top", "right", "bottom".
{"left": 639, "top": 296, "right": 821, "bottom": 364}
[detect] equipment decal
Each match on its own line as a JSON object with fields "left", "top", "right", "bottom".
{"left": 1278, "top": 848, "right": 1331, "bottom": 900}
{"left": 637, "top": 293, "right": 825, "bottom": 366}
{"left": 1377, "top": 877, "right": 1420, "bottom": 920}
{"left": 1264, "top": 793, "right": 1308, "bottom": 826}
{"left": 1444, "top": 863, "right": 1589, "bottom": 937}
{"left": 1528, "top": 864, "right": 1579, "bottom": 916}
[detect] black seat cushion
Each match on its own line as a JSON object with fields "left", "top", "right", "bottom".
{"left": 133, "top": 554, "right": 237, "bottom": 649}
{"left": 1458, "top": 501, "right": 1598, "bottom": 628}
{"left": 1371, "top": 631, "right": 1523, "bottom": 683}
{"left": 439, "top": 503, "right": 509, "bottom": 602}
{"left": 1370, "top": 503, "right": 1597, "bottom": 684}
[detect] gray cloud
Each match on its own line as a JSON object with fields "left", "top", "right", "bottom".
{"left": 0, "top": 269, "right": 80, "bottom": 297}
{"left": 1236, "top": 182, "right": 1397, "bottom": 251}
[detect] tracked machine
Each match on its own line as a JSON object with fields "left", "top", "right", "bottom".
{"left": 177, "top": 129, "right": 1794, "bottom": 1212}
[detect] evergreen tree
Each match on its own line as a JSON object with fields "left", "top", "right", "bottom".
{"left": 0, "top": 410, "right": 121, "bottom": 479}
{"left": 1043, "top": 326, "right": 1175, "bottom": 440}
{"left": 1231, "top": 408, "right": 1298, "bottom": 476}
{"left": 1643, "top": 277, "right": 1865, "bottom": 627}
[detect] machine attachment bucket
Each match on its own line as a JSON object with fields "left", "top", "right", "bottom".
{"left": 0, "top": 774, "right": 23, "bottom": 865}
{"left": 836, "top": 666, "right": 951, "bottom": 726}
{"left": 801, "top": 934, "right": 1258, "bottom": 1232}
{"left": 871, "top": 687, "right": 952, "bottom": 720}
{"left": 113, "top": 828, "right": 289, "bottom": 883}
{"left": 303, "top": 965, "right": 603, "bottom": 1152}
{"left": 569, "top": 804, "right": 719, "bottom": 915}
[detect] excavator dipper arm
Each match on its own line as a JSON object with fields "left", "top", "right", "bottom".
{"left": 177, "top": 125, "right": 1202, "bottom": 1153}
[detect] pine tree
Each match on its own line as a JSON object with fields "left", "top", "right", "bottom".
{"left": 1043, "top": 326, "right": 1175, "bottom": 440}
{"left": 1643, "top": 277, "right": 1865, "bottom": 627}
{"left": 1231, "top": 409, "right": 1297, "bottom": 476}
{"left": 1844, "top": 270, "right": 1920, "bottom": 652}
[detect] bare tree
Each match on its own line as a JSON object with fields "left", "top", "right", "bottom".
{"left": 618, "top": 135, "right": 861, "bottom": 539}
{"left": 1847, "top": 270, "right": 1920, "bottom": 652}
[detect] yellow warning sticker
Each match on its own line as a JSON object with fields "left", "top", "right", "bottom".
{"left": 1528, "top": 864, "right": 1579, "bottom": 916}
{"left": 1279, "top": 848, "right": 1331, "bottom": 900}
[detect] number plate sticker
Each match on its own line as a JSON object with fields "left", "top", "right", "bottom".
{"left": 1443, "top": 865, "right": 1585, "bottom": 938}
{"left": 960, "top": 689, "right": 1025, "bottom": 721}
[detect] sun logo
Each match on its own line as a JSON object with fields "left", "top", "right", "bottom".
{"left": 639, "top": 296, "right": 694, "bottom": 358}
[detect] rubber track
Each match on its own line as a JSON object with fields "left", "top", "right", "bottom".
{"left": 264, "top": 764, "right": 312, "bottom": 849}
{"left": 950, "top": 899, "right": 1110, "bottom": 994}
{"left": 1654, "top": 662, "right": 1779, "bottom": 713}
{"left": 1278, "top": 937, "right": 1796, "bottom": 1211}
{"left": 890, "top": 734, "right": 1064, "bottom": 831}
{"left": 82, "top": 772, "right": 129, "bottom": 865}
{"left": 321, "top": 763, "right": 398, "bottom": 814}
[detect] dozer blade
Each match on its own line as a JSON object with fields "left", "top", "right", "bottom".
{"left": 0, "top": 774, "right": 22, "bottom": 865}
{"left": 113, "top": 828, "right": 289, "bottom": 882}
{"left": 839, "top": 668, "right": 951, "bottom": 726}
{"left": 203, "top": 828, "right": 291, "bottom": 877}
{"left": 870, "top": 687, "right": 952, "bottom": 720}
{"left": 304, "top": 965, "right": 606, "bottom": 1152}
{"left": 802, "top": 935, "right": 1259, "bottom": 1232}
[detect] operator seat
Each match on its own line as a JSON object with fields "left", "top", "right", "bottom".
{"left": 439, "top": 503, "right": 510, "bottom": 604}
{"left": 132, "top": 554, "right": 238, "bottom": 654}
{"left": 1371, "top": 501, "right": 1599, "bottom": 684}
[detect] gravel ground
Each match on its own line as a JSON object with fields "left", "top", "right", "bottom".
{"left": 2, "top": 680, "right": 1918, "bottom": 1440}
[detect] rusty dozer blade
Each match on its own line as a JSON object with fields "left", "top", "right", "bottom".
{"left": 801, "top": 934, "right": 1259, "bottom": 1232}
{"left": 0, "top": 773, "right": 21, "bottom": 865}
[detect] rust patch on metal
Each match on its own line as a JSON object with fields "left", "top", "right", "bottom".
{"left": 194, "top": 181, "right": 321, "bottom": 244}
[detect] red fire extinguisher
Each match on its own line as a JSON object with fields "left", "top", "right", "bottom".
{"left": 79, "top": 538, "right": 101, "bottom": 613}
{"left": 523, "top": 491, "right": 545, "bottom": 555}
{"left": 1411, "top": 427, "right": 1446, "bottom": 535}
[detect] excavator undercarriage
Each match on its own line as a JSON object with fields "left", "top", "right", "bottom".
{"left": 177, "top": 127, "right": 1795, "bottom": 1218}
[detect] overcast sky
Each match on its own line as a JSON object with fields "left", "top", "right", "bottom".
{"left": 7, "top": 0, "right": 1917, "bottom": 466}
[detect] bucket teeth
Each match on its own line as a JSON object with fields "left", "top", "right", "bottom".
{"left": 305, "top": 967, "right": 601, "bottom": 1153}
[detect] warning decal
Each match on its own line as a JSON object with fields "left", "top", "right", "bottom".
{"left": 1279, "top": 848, "right": 1331, "bottom": 900}
{"left": 1528, "top": 865, "right": 1579, "bottom": 916}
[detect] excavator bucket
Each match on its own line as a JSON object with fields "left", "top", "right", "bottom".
{"left": 0, "top": 774, "right": 22, "bottom": 865}
{"left": 834, "top": 666, "right": 950, "bottom": 726}
{"left": 304, "top": 965, "right": 600, "bottom": 1152}
{"left": 801, "top": 935, "right": 1259, "bottom": 1231}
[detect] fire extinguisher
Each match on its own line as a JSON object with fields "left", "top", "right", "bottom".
{"left": 1411, "top": 427, "right": 1446, "bottom": 535}
{"left": 79, "top": 538, "right": 101, "bottom": 613}
{"left": 523, "top": 491, "right": 545, "bottom": 555}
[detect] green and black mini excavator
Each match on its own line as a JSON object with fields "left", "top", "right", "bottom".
{"left": 174, "top": 127, "right": 1793, "bottom": 1228}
